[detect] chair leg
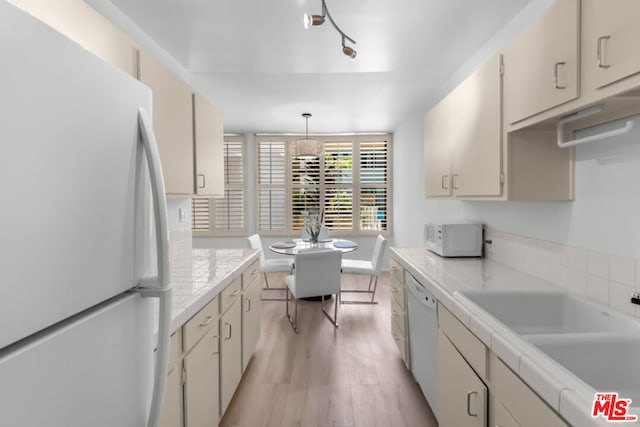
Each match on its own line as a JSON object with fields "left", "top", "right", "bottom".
{"left": 261, "top": 273, "right": 289, "bottom": 302}
{"left": 321, "top": 295, "right": 339, "bottom": 328}
{"left": 340, "top": 274, "right": 379, "bottom": 305}
{"left": 285, "top": 288, "right": 299, "bottom": 333}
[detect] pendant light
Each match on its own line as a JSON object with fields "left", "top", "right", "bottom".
{"left": 291, "top": 113, "right": 323, "bottom": 159}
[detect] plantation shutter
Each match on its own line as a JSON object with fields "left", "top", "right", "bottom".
{"left": 213, "top": 138, "right": 245, "bottom": 235}
{"left": 323, "top": 141, "right": 353, "bottom": 230}
{"left": 192, "top": 197, "right": 213, "bottom": 236}
{"left": 257, "top": 141, "right": 287, "bottom": 232}
{"left": 359, "top": 138, "right": 388, "bottom": 231}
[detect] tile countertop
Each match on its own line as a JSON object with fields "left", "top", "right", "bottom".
{"left": 390, "top": 247, "right": 623, "bottom": 427}
{"left": 166, "top": 248, "right": 259, "bottom": 334}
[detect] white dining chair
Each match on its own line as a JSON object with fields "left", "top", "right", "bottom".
{"left": 248, "top": 234, "right": 294, "bottom": 301}
{"left": 340, "top": 235, "right": 388, "bottom": 304}
{"left": 284, "top": 248, "right": 342, "bottom": 333}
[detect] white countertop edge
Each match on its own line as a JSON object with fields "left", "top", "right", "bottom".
{"left": 166, "top": 249, "right": 259, "bottom": 335}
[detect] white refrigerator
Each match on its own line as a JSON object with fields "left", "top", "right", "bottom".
{"left": 0, "top": 3, "right": 172, "bottom": 427}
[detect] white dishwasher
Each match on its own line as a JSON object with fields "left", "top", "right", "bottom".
{"left": 406, "top": 271, "right": 439, "bottom": 419}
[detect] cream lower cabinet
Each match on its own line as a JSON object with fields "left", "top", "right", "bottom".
{"left": 438, "top": 303, "right": 488, "bottom": 427}
{"left": 220, "top": 292, "right": 242, "bottom": 414}
{"left": 502, "top": 0, "right": 580, "bottom": 126}
{"left": 437, "top": 303, "right": 568, "bottom": 427}
{"left": 389, "top": 257, "right": 410, "bottom": 368}
{"left": 159, "top": 330, "right": 184, "bottom": 427}
{"left": 184, "top": 324, "right": 220, "bottom": 427}
{"left": 489, "top": 355, "right": 567, "bottom": 427}
{"left": 241, "top": 260, "right": 262, "bottom": 372}
{"left": 438, "top": 330, "right": 487, "bottom": 427}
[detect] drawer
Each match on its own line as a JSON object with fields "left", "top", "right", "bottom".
{"left": 390, "top": 274, "right": 406, "bottom": 308}
{"left": 167, "top": 329, "right": 182, "bottom": 375}
{"left": 390, "top": 294, "right": 407, "bottom": 336}
{"left": 390, "top": 257, "right": 404, "bottom": 283}
{"left": 221, "top": 276, "right": 242, "bottom": 314}
{"left": 183, "top": 296, "right": 219, "bottom": 351}
{"left": 242, "top": 259, "right": 260, "bottom": 291}
{"left": 391, "top": 318, "right": 407, "bottom": 364}
{"left": 438, "top": 303, "right": 487, "bottom": 379}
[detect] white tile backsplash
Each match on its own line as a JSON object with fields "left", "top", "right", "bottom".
{"left": 586, "top": 250, "right": 609, "bottom": 279}
{"left": 485, "top": 228, "right": 640, "bottom": 318}
{"left": 609, "top": 255, "right": 636, "bottom": 287}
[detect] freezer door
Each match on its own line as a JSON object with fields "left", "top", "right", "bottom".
{"left": 0, "top": 2, "right": 157, "bottom": 348}
{"left": 0, "top": 292, "right": 154, "bottom": 427}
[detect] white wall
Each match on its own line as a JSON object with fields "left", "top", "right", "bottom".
{"left": 392, "top": 0, "right": 640, "bottom": 259}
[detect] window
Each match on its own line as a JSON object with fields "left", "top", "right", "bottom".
{"left": 192, "top": 136, "right": 246, "bottom": 236}
{"left": 256, "top": 134, "right": 391, "bottom": 236}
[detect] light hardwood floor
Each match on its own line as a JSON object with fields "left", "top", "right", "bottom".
{"left": 220, "top": 272, "right": 438, "bottom": 427}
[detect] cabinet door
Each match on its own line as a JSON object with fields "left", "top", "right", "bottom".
{"left": 220, "top": 297, "right": 242, "bottom": 414}
{"left": 193, "top": 93, "right": 224, "bottom": 197}
{"left": 493, "top": 401, "right": 521, "bottom": 427}
{"left": 10, "top": 0, "right": 137, "bottom": 77}
{"left": 241, "top": 277, "right": 262, "bottom": 372}
{"left": 438, "top": 331, "right": 487, "bottom": 427}
{"left": 159, "top": 331, "right": 183, "bottom": 427}
{"left": 184, "top": 329, "right": 220, "bottom": 427}
{"left": 450, "top": 55, "right": 502, "bottom": 197}
{"left": 159, "top": 367, "right": 183, "bottom": 427}
{"left": 424, "top": 96, "right": 452, "bottom": 197}
{"left": 503, "top": 0, "right": 580, "bottom": 125}
{"left": 138, "top": 50, "right": 194, "bottom": 195}
{"left": 583, "top": 0, "right": 640, "bottom": 89}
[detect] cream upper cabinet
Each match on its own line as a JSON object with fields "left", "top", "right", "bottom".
{"left": 424, "top": 96, "right": 452, "bottom": 197}
{"left": 138, "top": 50, "right": 194, "bottom": 196}
{"left": 503, "top": 0, "right": 580, "bottom": 125}
{"left": 10, "top": 0, "right": 137, "bottom": 76}
{"left": 424, "top": 55, "right": 503, "bottom": 198}
{"left": 449, "top": 55, "right": 502, "bottom": 197}
{"left": 582, "top": 0, "right": 640, "bottom": 90}
{"left": 193, "top": 93, "right": 225, "bottom": 198}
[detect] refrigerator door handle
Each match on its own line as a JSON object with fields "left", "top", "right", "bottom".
{"left": 137, "top": 108, "right": 172, "bottom": 427}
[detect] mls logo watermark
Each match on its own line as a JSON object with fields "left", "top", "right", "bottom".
{"left": 592, "top": 393, "right": 638, "bottom": 423}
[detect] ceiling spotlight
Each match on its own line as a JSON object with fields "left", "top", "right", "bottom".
{"left": 341, "top": 37, "right": 357, "bottom": 60}
{"left": 303, "top": 13, "right": 325, "bottom": 29}
{"left": 303, "top": 0, "right": 357, "bottom": 59}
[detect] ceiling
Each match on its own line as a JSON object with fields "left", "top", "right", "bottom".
{"left": 103, "top": 0, "right": 532, "bottom": 134}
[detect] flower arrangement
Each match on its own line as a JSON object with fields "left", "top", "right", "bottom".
{"left": 304, "top": 208, "right": 324, "bottom": 244}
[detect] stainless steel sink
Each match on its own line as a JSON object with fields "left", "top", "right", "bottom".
{"left": 457, "top": 290, "right": 640, "bottom": 336}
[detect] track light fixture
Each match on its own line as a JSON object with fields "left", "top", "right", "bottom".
{"left": 303, "top": 0, "right": 357, "bottom": 60}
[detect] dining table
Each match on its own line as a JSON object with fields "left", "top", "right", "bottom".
{"left": 269, "top": 238, "right": 358, "bottom": 301}
{"left": 269, "top": 238, "right": 359, "bottom": 255}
